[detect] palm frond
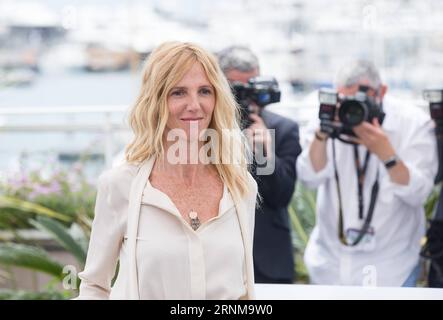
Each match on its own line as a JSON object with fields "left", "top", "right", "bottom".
{"left": 289, "top": 205, "right": 308, "bottom": 246}
{"left": 29, "top": 217, "right": 87, "bottom": 266}
{"left": 0, "top": 196, "right": 72, "bottom": 223}
{"left": 0, "top": 243, "right": 64, "bottom": 280}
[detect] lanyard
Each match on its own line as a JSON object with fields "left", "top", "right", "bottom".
{"left": 332, "top": 140, "right": 380, "bottom": 246}
{"left": 354, "top": 145, "right": 371, "bottom": 220}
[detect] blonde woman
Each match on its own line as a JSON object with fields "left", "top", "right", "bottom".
{"left": 76, "top": 42, "right": 258, "bottom": 300}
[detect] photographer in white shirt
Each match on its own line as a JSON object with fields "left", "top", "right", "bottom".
{"left": 297, "top": 60, "right": 437, "bottom": 287}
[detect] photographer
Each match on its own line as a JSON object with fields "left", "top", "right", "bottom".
{"left": 218, "top": 46, "right": 302, "bottom": 284}
{"left": 297, "top": 60, "right": 437, "bottom": 286}
{"left": 422, "top": 89, "right": 443, "bottom": 288}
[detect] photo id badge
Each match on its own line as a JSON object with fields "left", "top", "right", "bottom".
{"left": 346, "top": 227, "right": 376, "bottom": 251}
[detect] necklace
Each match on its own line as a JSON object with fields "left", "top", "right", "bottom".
{"left": 189, "top": 210, "right": 201, "bottom": 231}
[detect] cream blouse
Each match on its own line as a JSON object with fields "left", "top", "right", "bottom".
{"left": 76, "top": 158, "right": 257, "bottom": 300}
{"left": 133, "top": 183, "right": 246, "bottom": 299}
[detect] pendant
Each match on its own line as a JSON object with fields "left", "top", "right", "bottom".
{"left": 189, "top": 210, "right": 201, "bottom": 231}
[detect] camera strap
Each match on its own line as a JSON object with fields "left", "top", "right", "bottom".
{"left": 353, "top": 145, "right": 371, "bottom": 220}
{"left": 332, "top": 140, "right": 380, "bottom": 246}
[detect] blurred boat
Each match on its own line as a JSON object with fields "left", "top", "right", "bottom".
{"left": 0, "top": 67, "right": 37, "bottom": 87}
{"left": 84, "top": 43, "right": 135, "bottom": 72}
{"left": 0, "top": 48, "right": 39, "bottom": 72}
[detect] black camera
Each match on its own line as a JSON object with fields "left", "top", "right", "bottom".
{"left": 318, "top": 86, "right": 385, "bottom": 142}
{"left": 423, "top": 89, "right": 443, "bottom": 135}
{"left": 231, "top": 76, "right": 281, "bottom": 129}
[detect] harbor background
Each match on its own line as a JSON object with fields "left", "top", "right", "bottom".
{"left": 1, "top": 0, "right": 443, "bottom": 298}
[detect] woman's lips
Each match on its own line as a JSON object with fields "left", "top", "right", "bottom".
{"left": 180, "top": 118, "right": 203, "bottom": 121}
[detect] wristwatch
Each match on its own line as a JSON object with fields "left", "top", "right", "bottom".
{"left": 383, "top": 154, "right": 399, "bottom": 169}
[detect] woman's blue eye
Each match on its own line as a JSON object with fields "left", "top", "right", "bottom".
{"left": 171, "top": 90, "right": 184, "bottom": 96}
{"left": 200, "top": 88, "right": 212, "bottom": 95}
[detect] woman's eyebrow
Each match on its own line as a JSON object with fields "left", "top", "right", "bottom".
{"left": 199, "top": 84, "right": 215, "bottom": 90}
{"left": 171, "top": 85, "right": 213, "bottom": 90}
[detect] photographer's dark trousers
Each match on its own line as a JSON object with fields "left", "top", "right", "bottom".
{"left": 254, "top": 267, "right": 293, "bottom": 284}
{"left": 428, "top": 187, "right": 443, "bottom": 288}
{"left": 429, "top": 261, "right": 443, "bottom": 287}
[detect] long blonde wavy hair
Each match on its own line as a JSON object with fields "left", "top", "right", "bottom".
{"left": 125, "top": 41, "right": 253, "bottom": 202}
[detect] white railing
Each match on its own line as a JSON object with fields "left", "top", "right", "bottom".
{"left": 0, "top": 105, "right": 131, "bottom": 168}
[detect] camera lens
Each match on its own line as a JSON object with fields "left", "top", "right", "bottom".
{"left": 256, "top": 91, "right": 271, "bottom": 105}
{"left": 339, "top": 100, "right": 367, "bottom": 127}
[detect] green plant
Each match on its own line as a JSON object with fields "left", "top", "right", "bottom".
{"left": 0, "top": 163, "right": 96, "bottom": 233}
{"left": 288, "top": 183, "right": 316, "bottom": 283}
{"left": 30, "top": 216, "right": 88, "bottom": 266}
{"left": 0, "top": 243, "right": 65, "bottom": 279}
{"left": 0, "top": 288, "right": 70, "bottom": 300}
{"left": 0, "top": 162, "right": 95, "bottom": 299}
{"left": 424, "top": 184, "right": 441, "bottom": 220}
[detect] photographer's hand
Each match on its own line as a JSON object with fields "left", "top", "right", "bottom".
{"left": 352, "top": 118, "right": 394, "bottom": 160}
{"left": 309, "top": 128, "right": 329, "bottom": 173}
{"left": 245, "top": 113, "right": 272, "bottom": 159}
{"left": 352, "top": 118, "right": 410, "bottom": 185}
{"left": 310, "top": 118, "right": 346, "bottom": 172}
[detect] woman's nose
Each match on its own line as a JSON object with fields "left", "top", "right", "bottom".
{"left": 185, "top": 93, "right": 201, "bottom": 112}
